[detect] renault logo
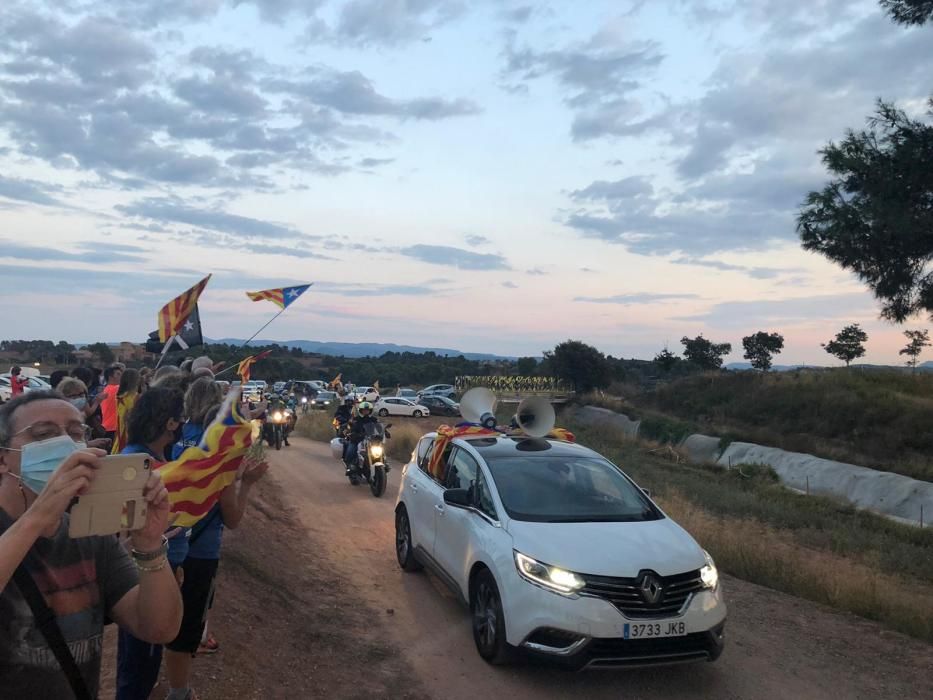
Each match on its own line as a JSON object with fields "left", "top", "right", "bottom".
{"left": 639, "top": 574, "right": 663, "bottom": 605}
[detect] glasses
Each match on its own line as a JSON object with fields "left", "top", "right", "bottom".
{"left": 12, "top": 421, "right": 90, "bottom": 443}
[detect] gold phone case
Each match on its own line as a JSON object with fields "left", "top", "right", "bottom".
{"left": 68, "top": 454, "right": 151, "bottom": 538}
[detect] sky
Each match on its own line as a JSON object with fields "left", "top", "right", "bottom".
{"left": 0, "top": 0, "right": 931, "bottom": 364}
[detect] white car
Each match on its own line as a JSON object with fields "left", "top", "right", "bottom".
{"left": 355, "top": 386, "right": 380, "bottom": 403}
{"left": 394, "top": 433, "right": 726, "bottom": 669}
{"left": 374, "top": 397, "right": 430, "bottom": 418}
{"left": 0, "top": 374, "right": 50, "bottom": 402}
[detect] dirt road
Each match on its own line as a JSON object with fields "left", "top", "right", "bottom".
{"left": 268, "top": 437, "right": 933, "bottom": 700}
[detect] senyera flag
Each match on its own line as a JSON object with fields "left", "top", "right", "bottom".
{"left": 237, "top": 350, "right": 272, "bottom": 384}
{"left": 246, "top": 283, "right": 312, "bottom": 309}
{"left": 159, "top": 389, "right": 254, "bottom": 528}
{"left": 158, "top": 275, "right": 211, "bottom": 343}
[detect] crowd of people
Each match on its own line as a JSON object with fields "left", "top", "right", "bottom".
{"left": 1, "top": 356, "right": 265, "bottom": 700}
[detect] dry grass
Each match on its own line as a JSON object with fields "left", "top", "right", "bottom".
{"left": 293, "top": 411, "right": 336, "bottom": 442}
{"left": 660, "top": 490, "right": 933, "bottom": 642}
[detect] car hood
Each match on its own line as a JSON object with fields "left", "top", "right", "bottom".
{"left": 506, "top": 517, "right": 706, "bottom": 577}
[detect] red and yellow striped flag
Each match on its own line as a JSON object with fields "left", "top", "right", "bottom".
{"left": 237, "top": 350, "right": 272, "bottom": 384}
{"left": 159, "top": 391, "right": 253, "bottom": 528}
{"left": 427, "top": 424, "right": 499, "bottom": 479}
{"left": 158, "top": 275, "right": 211, "bottom": 343}
{"left": 111, "top": 392, "right": 138, "bottom": 455}
{"left": 245, "top": 284, "right": 311, "bottom": 309}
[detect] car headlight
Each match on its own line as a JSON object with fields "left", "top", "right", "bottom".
{"left": 514, "top": 552, "right": 584, "bottom": 595}
{"left": 700, "top": 550, "right": 719, "bottom": 590}
{"left": 369, "top": 444, "right": 384, "bottom": 458}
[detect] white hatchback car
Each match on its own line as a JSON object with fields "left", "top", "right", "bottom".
{"left": 394, "top": 433, "right": 726, "bottom": 669}
{"left": 375, "top": 397, "right": 430, "bottom": 418}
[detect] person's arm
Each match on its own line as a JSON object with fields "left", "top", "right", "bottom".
{"left": 108, "top": 472, "right": 182, "bottom": 643}
{"left": 218, "top": 461, "right": 269, "bottom": 530}
{"left": 0, "top": 449, "right": 105, "bottom": 591}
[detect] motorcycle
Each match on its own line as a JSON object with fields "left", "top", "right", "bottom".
{"left": 301, "top": 396, "right": 310, "bottom": 414}
{"left": 333, "top": 422, "right": 391, "bottom": 497}
{"left": 264, "top": 406, "right": 293, "bottom": 450}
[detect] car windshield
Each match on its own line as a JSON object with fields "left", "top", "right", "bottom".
{"left": 317, "top": 392, "right": 335, "bottom": 399}
{"left": 485, "top": 455, "right": 661, "bottom": 523}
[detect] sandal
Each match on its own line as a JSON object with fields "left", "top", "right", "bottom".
{"left": 197, "top": 633, "right": 220, "bottom": 655}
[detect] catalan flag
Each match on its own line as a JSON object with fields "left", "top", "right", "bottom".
{"left": 427, "top": 424, "right": 500, "bottom": 479}
{"left": 246, "top": 283, "right": 312, "bottom": 309}
{"left": 237, "top": 350, "right": 272, "bottom": 384}
{"left": 158, "top": 275, "right": 211, "bottom": 343}
{"left": 159, "top": 390, "right": 253, "bottom": 528}
{"left": 111, "top": 392, "right": 138, "bottom": 455}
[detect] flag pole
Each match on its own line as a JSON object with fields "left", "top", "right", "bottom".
{"left": 154, "top": 335, "right": 177, "bottom": 370}
{"left": 241, "top": 307, "right": 287, "bottom": 348}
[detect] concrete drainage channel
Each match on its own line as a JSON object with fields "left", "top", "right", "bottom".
{"left": 569, "top": 405, "right": 931, "bottom": 528}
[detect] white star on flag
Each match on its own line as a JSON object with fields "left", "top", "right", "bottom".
{"left": 287, "top": 289, "right": 299, "bottom": 298}
{"left": 184, "top": 320, "right": 194, "bottom": 332}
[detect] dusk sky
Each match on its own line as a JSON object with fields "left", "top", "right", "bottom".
{"left": 1, "top": 0, "right": 931, "bottom": 363}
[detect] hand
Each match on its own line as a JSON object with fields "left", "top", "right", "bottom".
{"left": 87, "top": 438, "right": 112, "bottom": 451}
{"left": 130, "top": 472, "right": 171, "bottom": 552}
{"left": 241, "top": 460, "right": 269, "bottom": 485}
{"left": 25, "top": 448, "right": 106, "bottom": 533}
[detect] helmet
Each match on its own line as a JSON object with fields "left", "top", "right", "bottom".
{"left": 357, "top": 401, "right": 373, "bottom": 417}
{"left": 344, "top": 396, "right": 356, "bottom": 405}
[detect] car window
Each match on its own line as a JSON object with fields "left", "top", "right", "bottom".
{"left": 417, "top": 438, "right": 434, "bottom": 471}
{"left": 444, "top": 447, "right": 479, "bottom": 491}
{"left": 475, "top": 469, "right": 497, "bottom": 520}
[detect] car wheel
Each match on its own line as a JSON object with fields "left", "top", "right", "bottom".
{"left": 412, "top": 410, "right": 423, "bottom": 418}
{"left": 378, "top": 408, "right": 389, "bottom": 417}
{"left": 471, "top": 569, "right": 512, "bottom": 665}
{"left": 395, "top": 508, "right": 423, "bottom": 572}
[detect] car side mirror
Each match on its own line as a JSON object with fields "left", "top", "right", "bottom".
{"left": 641, "top": 487, "right": 651, "bottom": 498}
{"left": 444, "top": 488, "right": 472, "bottom": 508}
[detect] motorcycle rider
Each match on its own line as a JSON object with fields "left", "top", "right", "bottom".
{"left": 264, "top": 393, "right": 292, "bottom": 447}
{"left": 345, "top": 401, "right": 378, "bottom": 475}
{"left": 334, "top": 396, "right": 354, "bottom": 430}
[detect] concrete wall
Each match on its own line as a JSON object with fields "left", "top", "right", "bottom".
{"left": 717, "top": 442, "right": 931, "bottom": 524}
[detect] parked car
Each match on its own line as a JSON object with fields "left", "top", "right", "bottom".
{"left": 419, "top": 384, "right": 457, "bottom": 400}
{"left": 394, "top": 433, "right": 726, "bottom": 669}
{"left": 0, "top": 373, "right": 50, "bottom": 402}
{"left": 374, "top": 398, "right": 430, "bottom": 418}
{"left": 395, "top": 388, "right": 420, "bottom": 402}
{"left": 309, "top": 391, "right": 337, "bottom": 410}
{"left": 418, "top": 395, "right": 461, "bottom": 416}
{"left": 355, "top": 386, "right": 380, "bottom": 403}
{"left": 273, "top": 381, "right": 287, "bottom": 393}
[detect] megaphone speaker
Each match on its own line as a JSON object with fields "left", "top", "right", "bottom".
{"left": 460, "top": 388, "right": 498, "bottom": 429}
{"left": 514, "top": 397, "right": 556, "bottom": 438}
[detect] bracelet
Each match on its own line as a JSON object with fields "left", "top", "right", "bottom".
{"left": 135, "top": 556, "right": 168, "bottom": 573}
{"left": 131, "top": 535, "right": 169, "bottom": 562}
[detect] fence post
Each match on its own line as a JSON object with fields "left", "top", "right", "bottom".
{"left": 806, "top": 475, "right": 809, "bottom": 496}
{"left": 922, "top": 504, "right": 924, "bottom": 529}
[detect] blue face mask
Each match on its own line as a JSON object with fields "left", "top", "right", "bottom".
{"left": 16, "top": 435, "right": 84, "bottom": 495}
{"left": 69, "top": 397, "right": 88, "bottom": 411}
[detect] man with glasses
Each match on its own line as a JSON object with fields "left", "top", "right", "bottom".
{"left": 0, "top": 390, "right": 182, "bottom": 698}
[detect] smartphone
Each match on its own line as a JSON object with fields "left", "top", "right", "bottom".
{"left": 68, "top": 454, "right": 151, "bottom": 538}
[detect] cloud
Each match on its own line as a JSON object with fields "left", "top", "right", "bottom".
{"left": 318, "top": 279, "right": 454, "bottom": 297}
{"left": 358, "top": 157, "right": 396, "bottom": 168}
{"left": 526, "top": 267, "right": 547, "bottom": 275}
{"left": 116, "top": 198, "right": 306, "bottom": 239}
{"left": 670, "top": 256, "right": 803, "bottom": 280}
{"left": 671, "top": 293, "right": 878, "bottom": 328}
{"left": 570, "top": 176, "right": 653, "bottom": 201}
{"left": 329, "top": 0, "right": 466, "bottom": 47}
{"left": 0, "top": 240, "right": 147, "bottom": 264}
{"left": 0, "top": 175, "right": 67, "bottom": 207}
{"left": 465, "top": 234, "right": 491, "bottom": 246}
{"left": 399, "top": 244, "right": 510, "bottom": 270}
{"left": 502, "top": 281, "right": 519, "bottom": 288}
{"left": 575, "top": 292, "right": 700, "bottom": 305}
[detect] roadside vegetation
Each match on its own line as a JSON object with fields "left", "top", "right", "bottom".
{"left": 562, "top": 412, "right": 933, "bottom": 643}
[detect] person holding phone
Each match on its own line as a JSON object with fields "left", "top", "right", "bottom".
{"left": 0, "top": 390, "right": 182, "bottom": 699}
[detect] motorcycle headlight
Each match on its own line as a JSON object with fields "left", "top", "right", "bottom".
{"left": 700, "top": 550, "right": 719, "bottom": 590}
{"left": 369, "top": 444, "right": 384, "bottom": 458}
{"left": 273, "top": 411, "right": 283, "bottom": 421}
{"left": 301, "top": 397, "right": 308, "bottom": 403}
{"left": 514, "top": 552, "right": 584, "bottom": 595}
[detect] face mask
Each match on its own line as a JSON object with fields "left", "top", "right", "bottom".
{"left": 69, "top": 397, "right": 88, "bottom": 410}
{"left": 17, "top": 435, "right": 84, "bottom": 495}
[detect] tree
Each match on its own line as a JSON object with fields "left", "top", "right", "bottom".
{"left": 880, "top": 0, "right": 933, "bottom": 25}
{"left": 680, "top": 335, "right": 732, "bottom": 370}
{"left": 741, "top": 332, "right": 785, "bottom": 371}
{"left": 899, "top": 329, "right": 931, "bottom": 371}
{"left": 653, "top": 346, "right": 679, "bottom": 373}
{"left": 822, "top": 324, "right": 868, "bottom": 367}
{"left": 85, "top": 342, "right": 114, "bottom": 365}
{"left": 797, "top": 100, "right": 933, "bottom": 322}
{"left": 544, "top": 340, "right": 611, "bottom": 392}
{"left": 516, "top": 357, "right": 538, "bottom": 375}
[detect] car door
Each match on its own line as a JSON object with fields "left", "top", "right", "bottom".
{"left": 433, "top": 446, "right": 483, "bottom": 594}
{"left": 405, "top": 437, "right": 445, "bottom": 555}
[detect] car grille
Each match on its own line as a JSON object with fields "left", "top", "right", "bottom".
{"left": 580, "top": 569, "right": 704, "bottom": 619}
{"left": 585, "top": 632, "right": 715, "bottom": 668}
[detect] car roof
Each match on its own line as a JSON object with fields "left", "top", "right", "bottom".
{"left": 421, "top": 432, "right": 599, "bottom": 460}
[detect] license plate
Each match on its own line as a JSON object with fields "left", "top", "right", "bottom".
{"left": 623, "top": 621, "right": 687, "bottom": 639}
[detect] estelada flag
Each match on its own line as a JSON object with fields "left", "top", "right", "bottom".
{"left": 111, "top": 392, "right": 138, "bottom": 455}
{"left": 237, "top": 350, "right": 272, "bottom": 384}
{"left": 246, "top": 283, "right": 311, "bottom": 309}
{"left": 158, "top": 275, "right": 211, "bottom": 343}
{"left": 159, "top": 390, "right": 253, "bottom": 528}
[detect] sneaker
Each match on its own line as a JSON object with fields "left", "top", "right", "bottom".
{"left": 197, "top": 634, "right": 220, "bottom": 655}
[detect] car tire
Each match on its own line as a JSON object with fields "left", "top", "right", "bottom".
{"left": 395, "top": 508, "right": 423, "bottom": 572}
{"left": 378, "top": 408, "right": 389, "bottom": 417}
{"left": 412, "top": 410, "right": 423, "bottom": 418}
{"left": 471, "top": 569, "right": 513, "bottom": 665}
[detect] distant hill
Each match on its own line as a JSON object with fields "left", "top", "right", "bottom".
{"left": 208, "top": 338, "right": 514, "bottom": 361}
